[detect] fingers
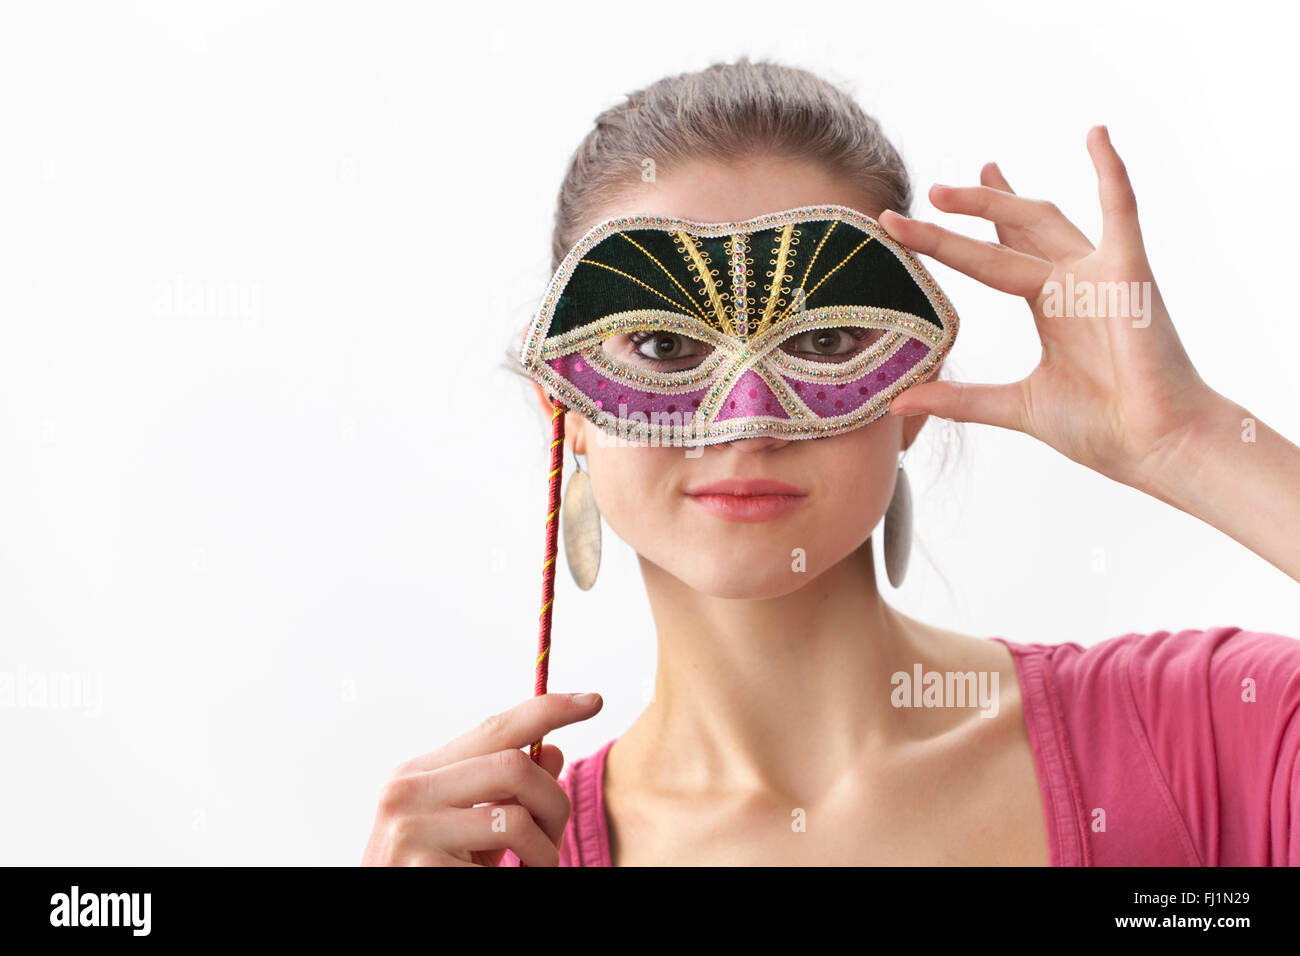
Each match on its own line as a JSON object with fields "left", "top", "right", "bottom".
{"left": 889, "top": 379, "right": 1026, "bottom": 432}
{"left": 378, "top": 805, "right": 561, "bottom": 867}
{"left": 365, "top": 742, "right": 574, "bottom": 866}
{"left": 1086, "top": 125, "right": 1143, "bottom": 252}
{"left": 927, "top": 181, "right": 1094, "bottom": 262}
{"left": 977, "top": 162, "right": 1029, "bottom": 255}
{"left": 388, "top": 746, "right": 572, "bottom": 846}
{"left": 534, "top": 742, "right": 565, "bottom": 781}
{"left": 364, "top": 698, "right": 599, "bottom": 867}
{"left": 396, "top": 692, "right": 603, "bottom": 775}
{"left": 980, "top": 161, "right": 1015, "bottom": 194}
{"left": 439, "top": 805, "right": 561, "bottom": 867}
{"left": 469, "top": 740, "right": 562, "bottom": 831}
{"left": 879, "top": 210, "right": 1053, "bottom": 298}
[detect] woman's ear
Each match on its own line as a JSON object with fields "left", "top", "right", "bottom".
{"left": 901, "top": 410, "right": 930, "bottom": 454}
{"left": 531, "top": 380, "right": 553, "bottom": 418}
{"left": 899, "top": 358, "right": 944, "bottom": 453}
{"left": 569, "top": 413, "right": 588, "bottom": 456}
{"left": 531, "top": 379, "right": 589, "bottom": 456}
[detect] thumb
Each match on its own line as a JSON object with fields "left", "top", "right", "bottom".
{"left": 888, "top": 380, "right": 1024, "bottom": 431}
{"left": 536, "top": 743, "right": 565, "bottom": 781}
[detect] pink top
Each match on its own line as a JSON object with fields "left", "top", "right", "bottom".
{"left": 502, "top": 626, "right": 1300, "bottom": 866}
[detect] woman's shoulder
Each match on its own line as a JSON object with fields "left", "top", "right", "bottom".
{"left": 1006, "top": 624, "right": 1300, "bottom": 715}
{"left": 1006, "top": 624, "right": 1300, "bottom": 772}
{"left": 1001, "top": 625, "right": 1300, "bottom": 865}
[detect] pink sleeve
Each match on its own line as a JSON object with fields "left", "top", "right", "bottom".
{"left": 1122, "top": 626, "right": 1300, "bottom": 865}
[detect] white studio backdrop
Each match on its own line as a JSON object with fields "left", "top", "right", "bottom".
{"left": 1, "top": 0, "right": 1296, "bottom": 864}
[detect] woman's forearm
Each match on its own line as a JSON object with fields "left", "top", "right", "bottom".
{"left": 1137, "top": 390, "right": 1300, "bottom": 583}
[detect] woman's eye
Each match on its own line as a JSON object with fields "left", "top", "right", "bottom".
{"left": 781, "top": 327, "right": 879, "bottom": 361}
{"left": 605, "top": 331, "right": 712, "bottom": 368}
{"left": 635, "top": 332, "right": 703, "bottom": 360}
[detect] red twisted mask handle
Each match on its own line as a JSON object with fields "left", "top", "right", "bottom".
{"left": 519, "top": 398, "right": 565, "bottom": 867}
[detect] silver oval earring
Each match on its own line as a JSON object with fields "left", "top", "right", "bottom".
{"left": 561, "top": 450, "right": 601, "bottom": 590}
{"left": 883, "top": 448, "right": 912, "bottom": 588}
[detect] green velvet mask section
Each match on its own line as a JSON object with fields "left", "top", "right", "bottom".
{"left": 547, "top": 218, "right": 942, "bottom": 339}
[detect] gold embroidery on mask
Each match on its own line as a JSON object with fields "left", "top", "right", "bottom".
{"left": 614, "top": 233, "right": 711, "bottom": 322}
{"left": 675, "top": 231, "right": 734, "bottom": 337}
{"left": 776, "top": 237, "right": 873, "bottom": 324}
{"left": 756, "top": 223, "right": 797, "bottom": 337}
{"left": 577, "top": 260, "right": 699, "bottom": 317}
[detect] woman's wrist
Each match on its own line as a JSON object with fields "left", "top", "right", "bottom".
{"left": 1133, "top": 387, "right": 1300, "bottom": 582}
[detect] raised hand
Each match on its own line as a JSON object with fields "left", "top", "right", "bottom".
{"left": 880, "top": 125, "right": 1222, "bottom": 493}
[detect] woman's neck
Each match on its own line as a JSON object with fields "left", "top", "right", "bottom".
{"left": 622, "top": 542, "right": 943, "bottom": 799}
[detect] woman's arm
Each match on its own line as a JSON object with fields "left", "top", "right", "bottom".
{"left": 879, "top": 125, "right": 1300, "bottom": 583}
{"left": 1136, "top": 391, "right": 1300, "bottom": 583}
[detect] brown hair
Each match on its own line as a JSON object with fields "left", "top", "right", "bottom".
{"left": 548, "top": 56, "right": 913, "bottom": 272}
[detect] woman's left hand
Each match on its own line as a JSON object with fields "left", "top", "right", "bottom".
{"left": 879, "top": 125, "right": 1224, "bottom": 493}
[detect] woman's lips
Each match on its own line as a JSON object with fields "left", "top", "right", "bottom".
{"left": 684, "top": 479, "right": 808, "bottom": 522}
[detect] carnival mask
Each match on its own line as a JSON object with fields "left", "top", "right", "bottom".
{"left": 518, "top": 204, "right": 959, "bottom": 447}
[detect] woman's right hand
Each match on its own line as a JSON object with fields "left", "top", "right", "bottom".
{"left": 362, "top": 691, "right": 604, "bottom": 867}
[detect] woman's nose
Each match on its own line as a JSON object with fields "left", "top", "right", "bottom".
{"left": 723, "top": 435, "right": 791, "bottom": 454}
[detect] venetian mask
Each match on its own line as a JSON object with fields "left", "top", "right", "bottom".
{"left": 518, "top": 204, "right": 959, "bottom": 447}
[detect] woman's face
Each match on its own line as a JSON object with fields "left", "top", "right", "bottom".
{"left": 562, "top": 154, "right": 935, "bottom": 599}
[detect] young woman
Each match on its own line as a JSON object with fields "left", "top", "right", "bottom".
{"left": 362, "top": 58, "right": 1300, "bottom": 866}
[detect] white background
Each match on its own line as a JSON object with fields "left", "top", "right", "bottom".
{"left": 1, "top": 1, "right": 1296, "bottom": 864}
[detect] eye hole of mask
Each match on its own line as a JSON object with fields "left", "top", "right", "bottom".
{"left": 601, "top": 331, "right": 715, "bottom": 370}
{"left": 601, "top": 325, "right": 890, "bottom": 370}
{"left": 780, "top": 326, "right": 885, "bottom": 362}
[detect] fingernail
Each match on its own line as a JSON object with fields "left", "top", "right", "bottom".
{"left": 570, "top": 693, "right": 600, "bottom": 706}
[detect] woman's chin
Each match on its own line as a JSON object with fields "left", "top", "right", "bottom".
{"left": 662, "top": 562, "right": 826, "bottom": 601}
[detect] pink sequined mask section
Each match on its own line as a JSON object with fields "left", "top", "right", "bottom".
{"left": 786, "top": 338, "right": 929, "bottom": 417}
{"left": 714, "top": 370, "right": 791, "bottom": 422}
{"left": 549, "top": 355, "right": 709, "bottom": 417}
